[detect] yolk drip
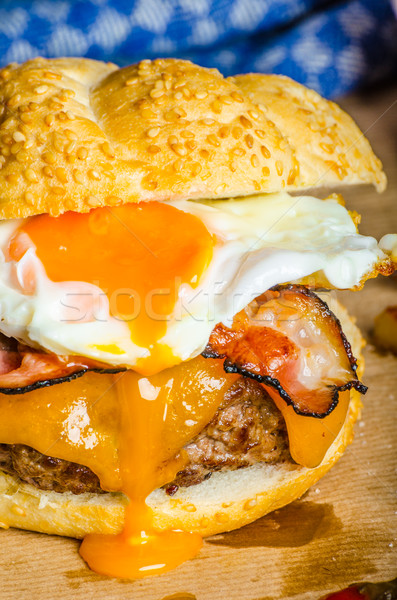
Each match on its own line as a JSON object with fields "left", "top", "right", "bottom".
{"left": 79, "top": 361, "right": 235, "bottom": 578}
{"left": 17, "top": 202, "right": 214, "bottom": 373}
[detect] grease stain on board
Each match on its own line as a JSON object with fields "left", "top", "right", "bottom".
{"left": 208, "top": 501, "right": 342, "bottom": 548}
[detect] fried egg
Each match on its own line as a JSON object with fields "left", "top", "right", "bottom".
{"left": 0, "top": 192, "right": 387, "bottom": 374}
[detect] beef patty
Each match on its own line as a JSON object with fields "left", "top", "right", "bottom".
{"left": 0, "top": 377, "right": 290, "bottom": 495}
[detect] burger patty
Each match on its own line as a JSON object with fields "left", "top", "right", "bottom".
{"left": 0, "top": 377, "right": 290, "bottom": 495}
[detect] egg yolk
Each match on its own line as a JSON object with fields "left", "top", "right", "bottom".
{"left": 17, "top": 202, "right": 214, "bottom": 373}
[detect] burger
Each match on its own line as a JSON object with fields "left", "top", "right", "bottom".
{"left": 0, "top": 57, "right": 394, "bottom": 578}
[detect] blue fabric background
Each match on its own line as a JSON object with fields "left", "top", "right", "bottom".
{"left": 0, "top": 0, "right": 396, "bottom": 98}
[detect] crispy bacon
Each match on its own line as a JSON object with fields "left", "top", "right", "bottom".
{"left": 0, "top": 334, "right": 123, "bottom": 394}
{"left": 203, "top": 285, "right": 367, "bottom": 418}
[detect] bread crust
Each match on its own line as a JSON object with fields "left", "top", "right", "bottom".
{"left": 233, "top": 74, "right": 386, "bottom": 192}
{"left": 0, "top": 58, "right": 385, "bottom": 219}
{"left": 0, "top": 298, "right": 364, "bottom": 538}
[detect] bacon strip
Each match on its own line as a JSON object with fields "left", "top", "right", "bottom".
{"left": 0, "top": 335, "right": 123, "bottom": 394}
{"left": 203, "top": 285, "right": 367, "bottom": 418}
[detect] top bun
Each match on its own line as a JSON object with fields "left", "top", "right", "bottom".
{"left": 0, "top": 57, "right": 385, "bottom": 219}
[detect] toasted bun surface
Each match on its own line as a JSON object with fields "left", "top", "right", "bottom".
{"left": 0, "top": 58, "right": 385, "bottom": 219}
{"left": 0, "top": 298, "right": 364, "bottom": 538}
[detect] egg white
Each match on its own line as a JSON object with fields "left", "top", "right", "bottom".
{"left": 0, "top": 192, "right": 387, "bottom": 368}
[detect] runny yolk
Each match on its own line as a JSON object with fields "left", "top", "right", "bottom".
{"left": 17, "top": 202, "right": 214, "bottom": 373}
{"left": 79, "top": 366, "right": 215, "bottom": 578}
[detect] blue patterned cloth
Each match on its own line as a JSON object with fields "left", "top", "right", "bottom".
{"left": 0, "top": 0, "right": 396, "bottom": 98}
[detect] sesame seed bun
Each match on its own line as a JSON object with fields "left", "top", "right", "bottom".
{"left": 0, "top": 57, "right": 385, "bottom": 219}
{"left": 0, "top": 297, "right": 364, "bottom": 538}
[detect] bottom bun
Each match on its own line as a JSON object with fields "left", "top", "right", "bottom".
{"left": 0, "top": 297, "right": 364, "bottom": 539}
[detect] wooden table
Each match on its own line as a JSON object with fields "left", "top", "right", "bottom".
{"left": 1, "top": 85, "right": 396, "bottom": 600}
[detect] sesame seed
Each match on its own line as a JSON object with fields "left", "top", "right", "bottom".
{"left": 16, "top": 150, "right": 28, "bottom": 163}
{"left": 73, "top": 170, "right": 84, "bottom": 183}
{"left": 230, "top": 91, "right": 243, "bottom": 103}
{"left": 287, "top": 167, "right": 297, "bottom": 185}
{"left": 147, "top": 127, "right": 160, "bottom": 138}
{"left": 89, "top": 169, "right": 101, "bottom": 180}
{"left": 207, "top": 134, "right": 220, "bottom": 147}
{"left": 262, "top": 166, "right": 270, "bottom": 176}
{"left": 211, "top": 100, "right": 222, "bottom": 113}
{"left": 232, "top": 147, "right": 245, "bottom": 157}
{"left": 164, "top": 110, "right": 179, "bottom": 122}
{"left": 44, "top": 71, "right": 62, "bottom": 80}
{"left": 86, "top": 195, "right": 98, "bottom": 207}
{"left": 52, "top": 186, "right": 65, "bottom": 195}
{"left": 77, "top": 147, "right": 88, "bottom": 160}
{"left": 6, "top": 174, "right": 19, "bottom": 184}
{"left": 240, "top": 115, "right": 252, "bottom": 129}
{"left": 248, "top": 110, "right": 259, "bottom": 120}
{"left": 244, "top": 498, "right": 257, "bottom": 510}
{"left": 147, "top": 144, "right": 161, "bottom": 154}
{"left": 174, "top": 79, "right": 187, "bottom": 89}
{"left": 53, "top": 136, "right": 64, "bottom": 153}
{"left": 184, "top": 504, "right": 197, "bottom": 513}
{"left": 171, "top": 143, "right": 187, "bottom": 156}
{"left": 195, "top": 91, "right": 207, "bottom": 100}
{"left": 13, "top": 131, "right": 26, "bottom": 143}
{"left": 219, "top": 95, "right": 233, "bottom": 105}
{"left": 55, "top": 167, "right": 68, "bottom": 183}
{"left": 66, "top": 111, "right": 75, "bottom": 121}
{"left": 232, "top": 127, "right": 243, "bottom": 139}
{"left": 11, "top": 142, "right": 22, "bottom": 155}
{"left": 43, "top": 166, "right": 54, "bottom": 178}
{"left": 34, "top": 85, "right": 48, "bottom": 95}
{"left": 320, "top": 142, "right": 334, "bottom": 154}
{"left": 261, "top": 145, "right": 271, "bottom": 159}
{"left": 180, "top": 130, "right": 194, "bottom": 139}
{"left": 7, "top": 95, "right": 21, "bottom": 108}
{"left": 42, "top": 151, "right": 56, "bottom": 164}
{"left": 101, "top": 141, "right": 115, "bottom": 158}
{"left": 19, "top": 113, "right": 33, "bottom": 124}
{"left": 173, "top": 159, "right": 184, "bottom": 172}
{"left": 125, "top": 77, "right": 138, "bottom": 86}
{"left": 150, "top": 88, "right": 164, "bottom": 99}
{"left": 64, "top": 129, "right": 77, "bottom": 141}
{"left": 276, "top": 160, "right": 284, "bottom": 176}
{"left": 186, "top": 140, "right": 197, "bottom": 151}
{"left": 218, "top": 126, "right": 229, "bottom": 138}
{"left": 44, "top": 114, "right": 55, "bottom": 127}
{"left": 201, "top": 118, "right": 215, "bottom": 126}
{"left": 49, "top": 101, "right": 63, "bottom": 111}
{"left": 251, "top": 154, "right": 259, "bottom": 168}
{"left": 24, "top": 168, "right": 38, "bottom": 182}
{"left": 174, "top": 91, "right": 183, "bottom": 101}
{"left": 245, "top": 134, "right": 254, "bottom": 149}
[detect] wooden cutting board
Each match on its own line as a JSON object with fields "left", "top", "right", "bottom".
{"left": 0, "top": 85, "right": 396, "bottom": 600}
